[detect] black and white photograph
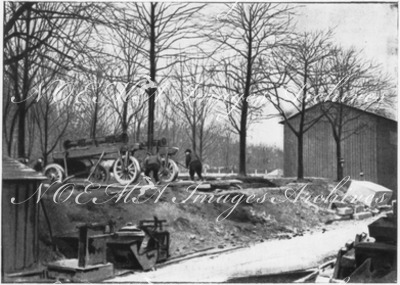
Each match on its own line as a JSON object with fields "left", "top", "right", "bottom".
{"left": 2, "top": 1, "right": 398, "bottom": 283}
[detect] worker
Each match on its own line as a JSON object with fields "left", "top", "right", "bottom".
{"left": 185, "top": 149, "right": 203, "bottom": 181}
{"left": 143, "top": 152, "right": 161, "bottom": 183}
{"left": 33, "top": 158, "right": 44, "bottom": 173}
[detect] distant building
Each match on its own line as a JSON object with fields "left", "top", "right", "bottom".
{"left": 2, "top": 156, "right": 46, "bottom": 276}
{"left": 282, "top": 102, "right": 397, "bottom": 191}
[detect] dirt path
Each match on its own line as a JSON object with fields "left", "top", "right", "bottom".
{"left": 108, "top": 214, "right": 382, "bottom": 283}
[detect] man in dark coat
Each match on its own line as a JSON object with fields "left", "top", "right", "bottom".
{"left": 185, "top": 149, "right": 203, "bottom": 181}
{"left": 143, "top": 152, "right": 161, "bottom": 183}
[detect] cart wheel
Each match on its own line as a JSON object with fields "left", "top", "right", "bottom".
{"left": 159, "top": 159, "right": 179, "bottom": 183}
{"left": 44, "top": 164, "right": 64, "bottom": 182}
{"left": 90, "top": 165, "right": 110, "bottom": 183}
{"left": 113, "top": 155, "right": 141, "bottom": 185}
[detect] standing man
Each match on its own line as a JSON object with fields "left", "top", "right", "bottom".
{"left": 143, "top": 152, "right": 161, "bottom": 184}
{"left": 185, "top": 149, "right": 203, "bottom": 181}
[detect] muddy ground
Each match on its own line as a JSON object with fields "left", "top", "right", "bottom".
{"left": 37, "top": 177, "right": 349, "bottom": 263}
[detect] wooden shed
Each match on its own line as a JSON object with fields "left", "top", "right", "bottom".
{"left": 282, "top": 102, "right": 397, "bottom": 192}
{"left": 2, "top": 156, "right": 46, "bottom": 275}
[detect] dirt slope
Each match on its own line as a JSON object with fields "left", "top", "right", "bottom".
{"left": 37, "top": 178, "right": 338, "bottom": 263}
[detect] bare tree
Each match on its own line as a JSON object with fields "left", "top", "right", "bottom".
{"left": 28, "top": 50, "right": 79, "bottom": 164}
{"left": 4, "top": 2, "right": 103, "bottom": 66}
{"left": 31, "top": 81, "right": 73, "bottom": 165}
{"left": 97, "top": 5, "right": 148, "bottom": 136}
{"left": 167, "top": 57, "right": 218, "bottom": 160}
{"left": 263, "top": 30, "right": 336, "bottom": 180}
{"left": 64, "top": 66, "right": 119, "bottom": 142}
{"left": 210, "top": 58, "right": 271, "bottom": 135}
{"left": 3, "top": 2, "right": 101, "bottom": 158}
{"left": 102, "top": 78, "right": 149, "bottom": 140}
{"left": 312, "top": 47, "right": 395, "bottom": 180}
{"left": 130, "top": 2, "right": 206, "bottom": 149}
{"left": 206, "top": 3, "right": 293, "bottom": 175}
{"left": 154, "top": 94, "right": 187, "bottom": 150}
{"left": 3, "top": 75, "right": 19, "bottom": 156}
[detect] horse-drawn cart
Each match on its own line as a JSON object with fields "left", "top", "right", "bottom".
{"left": 44, "top": 134, "right": 179, "bottom": 185}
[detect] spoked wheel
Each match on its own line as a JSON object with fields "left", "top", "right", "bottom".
{"left": 90, "top": 165, "right": 110, "bottom": 183}
{"left": 113, "top": 155, "right": 141, "bottom": 185}
{"left": 159, "top": 159, "right": 179, "bottom": 183}
{"left": 44, "top": 164, "right": 64, "bottom": 182}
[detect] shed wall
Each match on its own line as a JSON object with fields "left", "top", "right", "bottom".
{"left": 376, "top": 118, "right": 397, "bottom": 192}
{"left": 2, "top": 181, "right": 39, "bottom": 273}
{"left": 283, "top": 105, "right": 384, "bottom": 185}
{"left": 341, "top": 114, "right": 378, "bottom": 183}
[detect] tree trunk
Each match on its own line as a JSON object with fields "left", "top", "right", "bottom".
{"left": 238, "top": 26, "right": 254, "bottom": 176}
{"left": 7, "top": 68, "right": 19, "bottom": 156}
{"left": 199, "top": 120, "right": 204, "bottom": 161}
{"left": 136, "top": 119, "right": 141, "bottom": 142}
{"left": 147, "top": 2, "right": 157, "bottom": 151}
{"left": 17, "top": 103, "right": 26, "bottom": 158}
{"left": 192, "top": 125, "right": 196, "bottom": 153}
{"left": 336, "top": 103, "right": 344, "bottom": 181}
{"left": 336, "top": 138, "right": 343, "bottom": 181}
{"left": 43, "top": 105, "right": 49, "bottom": 165}
{"left": 239, "top": 103, "right": 248, "bottom": 176}
{"left": 6, "top": 126, "right": 14, "bottom": 156}
{"left": 192, "top": 101, "right": 197, "bottom": 153}
{"left": 147, "top": 87, "right": 156, "bottom": 149}
{"left": 225, "top": 135, "right": 230, "bottom": 169}
{"left": 26, "top": 111, "right": 35, "bottom": 158}
{"left": 91, "top": 89, "right": 99, "bottom": 138}
{"left": 296, "top": 63, "right": 308, "bottom": 180}
{"left": 297, "top": 133, "right": 304, "bottom": 180}
{"left": 121, "top": 94, "right": 128, "bottom": 135}
{"left": 18, "top": 5, "right": 32, "bottom": 158}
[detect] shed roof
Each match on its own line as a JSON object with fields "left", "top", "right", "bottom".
{"left": 280, "top": 101, "right": 397, "bottom": 124}
{"left": 2, "top": 156, "right": 46, "bottom": 180}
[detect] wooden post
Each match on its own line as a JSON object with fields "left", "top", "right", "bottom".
{"left": 78, "top": 226, "right": 88, "bottom": 268}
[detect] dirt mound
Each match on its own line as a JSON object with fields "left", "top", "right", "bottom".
{"left": 37, "top": 178, "right": 338, "bottom": 262}
{"left": 233, "top": 176, "right": 277, "bottom": 188}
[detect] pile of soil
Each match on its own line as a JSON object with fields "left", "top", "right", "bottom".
{"left": 37, "top": 178, "right": 340, "bottom": 264}
{"left": 233, "top": 176, "right": 277, "bottom": 188}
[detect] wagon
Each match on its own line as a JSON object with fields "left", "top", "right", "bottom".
{"left": 44, "top": 134, "right": 179, "bottom": 185}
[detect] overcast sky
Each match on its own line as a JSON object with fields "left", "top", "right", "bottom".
{"left": 247, "top": 3, "right": 398, "bottom": 148}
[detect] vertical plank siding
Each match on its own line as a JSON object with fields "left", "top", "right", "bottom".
{"left": 376, "top": 117, "right": 398, "bottom": 193}
{"left": 2, "top": 181, "right": 39, "bottom": 273}
{"left": 342, "top": 114, "right": 377, "bottom": 183}
{"left": 283, "top": 103, "right": 396, "bottom": 192}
